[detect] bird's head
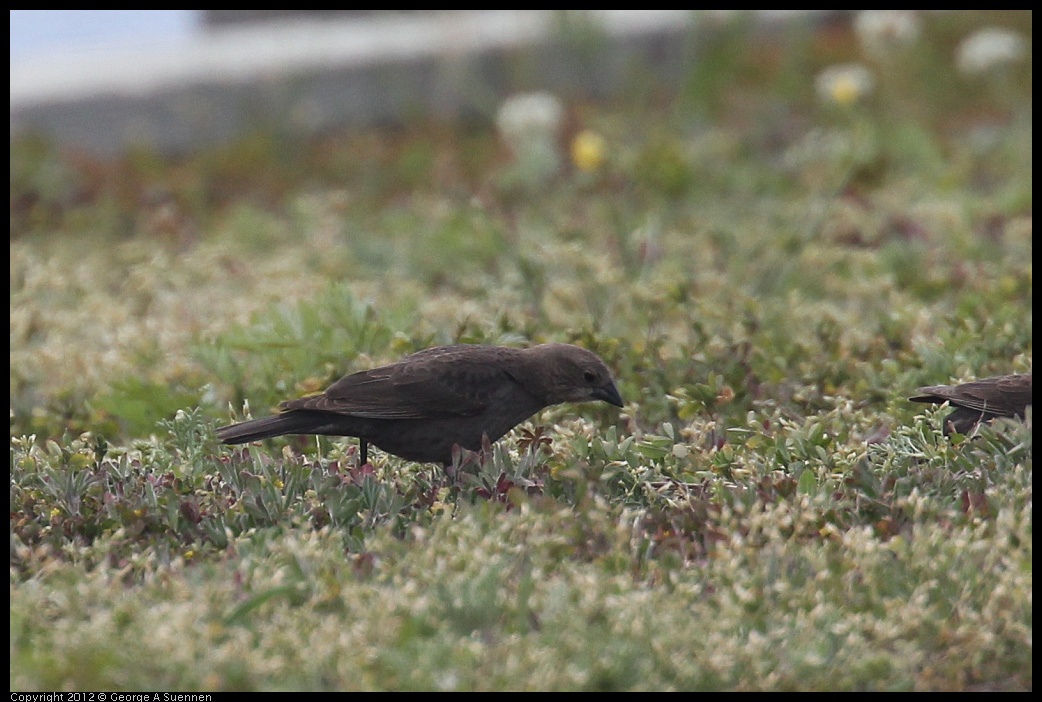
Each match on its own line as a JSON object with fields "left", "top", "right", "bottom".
{"left": 528, "top": 343, "right": 624, "bottom": 408}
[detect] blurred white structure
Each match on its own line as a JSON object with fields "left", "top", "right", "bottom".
{"left": 11, "top": 10, "right": 837, "bottom": 155}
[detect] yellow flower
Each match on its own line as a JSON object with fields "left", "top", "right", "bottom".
{"left": 815, "top": 64, "right": 874, "bottom": 107}
{"left": 571, "top": 130, "right": 607, "bottom": 172}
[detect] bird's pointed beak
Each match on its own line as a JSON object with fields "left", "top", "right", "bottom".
{"left": 595, "top": 381, "right": 624, "bottom": 408}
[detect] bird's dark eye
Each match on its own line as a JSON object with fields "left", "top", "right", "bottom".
{"left": 583, "top": 370, "right": 596, "bottom": 383}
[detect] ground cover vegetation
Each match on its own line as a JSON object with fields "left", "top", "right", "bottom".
{"left": 10, "top": 11, "right": 1031, "bottom": 691}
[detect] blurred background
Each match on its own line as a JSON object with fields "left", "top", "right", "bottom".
{"left": 12, "top": 10, "right": 834, "bottom": 155}
{"left": 10, "top": 9, "right": 1033, "bottom": 441}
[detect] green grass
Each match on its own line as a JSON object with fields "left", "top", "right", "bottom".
{"left": 10, "top": 11, "right": 1031, "bottom": 691}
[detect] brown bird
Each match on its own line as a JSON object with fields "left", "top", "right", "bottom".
{"left": 217, "top": 343, "right": 624, "bottom": 465}
{"left": 909, "top": 373, "right": 1032, "bottom": 436}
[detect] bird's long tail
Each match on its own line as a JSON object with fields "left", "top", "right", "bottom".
{"left": 216, "top": 413, "right": 319, "bottom": 444}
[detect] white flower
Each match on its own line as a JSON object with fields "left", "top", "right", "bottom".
{"left": 956, "top": 27, "right": 1028, "bottom": 75}
{"left": 854, "top": 10, "right": 921, "bottom": 57}
{"left": 495, "top": 92, "right": 565, "bottom": 180}
{"left": 495, "top": 92, "right": 564, "bottom": 151}
{"left": 815, "top": 64, "right": 875, "bottom": 107}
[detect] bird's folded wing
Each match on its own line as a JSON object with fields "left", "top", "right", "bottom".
{"left": 912, "top": 375, "right": 1031, "bottom": 417}
{"left": 988, "top": 375, "right": 1033, "bottom": 415}
{"left": 280, "top": 358, "right": 513, "bottom": 419}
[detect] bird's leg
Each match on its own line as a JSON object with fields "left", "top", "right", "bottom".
{"left": 359, "top": 439, "right": 369, "bottom": 467}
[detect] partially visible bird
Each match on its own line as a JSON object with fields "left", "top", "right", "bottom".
{"left": 217, "top": 343, "right": 624, "bottom": 465}
{"left": 909, "top": 373, "right": 1032, "bottom": 436}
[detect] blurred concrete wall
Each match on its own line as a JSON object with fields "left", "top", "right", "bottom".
{"left": 10, "top": 11, "right": 832, "bottom": 156}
